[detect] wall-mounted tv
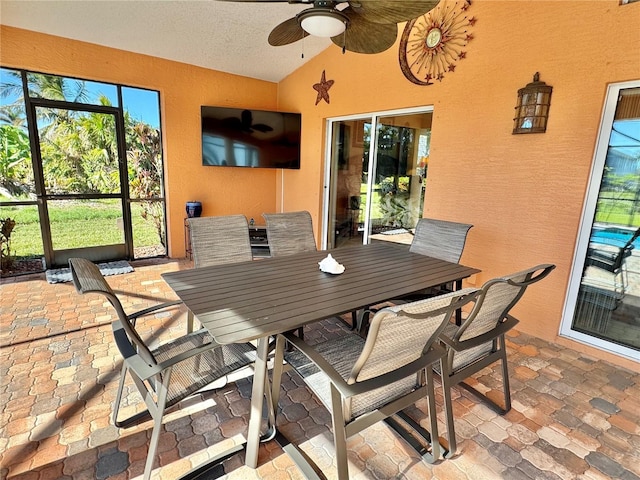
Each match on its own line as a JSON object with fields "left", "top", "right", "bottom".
{"left": 201, "top": 106, "right": 301, "bottom": 169}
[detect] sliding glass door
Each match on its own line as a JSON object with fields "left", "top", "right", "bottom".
{"left": 561, "top": 82, "right": 640, "bottom": 361}
{"left": 324, "top": 108, "right": 432, "bottom": 249}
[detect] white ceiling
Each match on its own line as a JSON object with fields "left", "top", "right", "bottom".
{"left": 0, "top": 0, "right": 334, "bottom": 82}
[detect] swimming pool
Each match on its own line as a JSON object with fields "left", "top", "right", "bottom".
{"left": 591, "top": 227, "right": 640, "bottom": 248}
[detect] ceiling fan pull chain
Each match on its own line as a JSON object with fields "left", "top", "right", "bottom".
{"left": 342, "top": 29, "right": 346, "bottom": 54}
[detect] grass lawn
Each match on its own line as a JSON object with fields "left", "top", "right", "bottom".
{"left": 1, "top": 199, "right": 163, "bottom": 258}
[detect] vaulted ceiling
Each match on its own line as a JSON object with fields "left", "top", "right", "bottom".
{"left": 0, "top": 0, "right": 335, "bottom": 82}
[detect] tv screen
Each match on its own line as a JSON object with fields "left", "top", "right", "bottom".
{"left": 201, "top": 106, "right": 301, "bottom": 169}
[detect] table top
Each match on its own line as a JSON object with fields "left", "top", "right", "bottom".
{"left": 163, "top": 242, "right": 480, "bottom": 344}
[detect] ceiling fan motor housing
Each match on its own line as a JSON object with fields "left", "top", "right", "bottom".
{"left": 297, "top": 3, "right": 349, "bottom": 38}
{"left": 268, "top": 0, "right": 441, "bottom": 54}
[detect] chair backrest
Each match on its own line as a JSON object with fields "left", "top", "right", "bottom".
{"left": 344, "top": 289, "right": 478, "bottom": 419}
{"left": 188, "top": 215, "right": 253, "bottom": 268}
{"left": 353, "top": 289, "right": 478, "bottom": 384}
{"left": 410, "top": 218, "right": 473, "bottom": 263}
{"left": 68, "top": 257, "right": 155, "bottom": 366}
{"left": 455, "top": 264, "right": 556, "bottom": 345}
{"left": 262, "top": 210, "right": 317, "bottom": 257}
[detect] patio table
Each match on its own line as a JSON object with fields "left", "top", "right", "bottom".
{"left": 162, "top": 241, "right": 479, "bottom": 475}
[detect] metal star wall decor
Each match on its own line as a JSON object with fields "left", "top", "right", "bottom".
{"left": 313, "top": 70, "right": 334, "bottom": 105}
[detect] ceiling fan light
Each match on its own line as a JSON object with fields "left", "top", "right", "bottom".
{"left": 298, "top": 9, "right": 347, "bottom": 37}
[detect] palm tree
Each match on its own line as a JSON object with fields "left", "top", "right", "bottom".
{"left": 1, "top": 68, "right": 90, "bottom": 127}
{"left": 0, "top": 105, "right": 27, "bottom": 128}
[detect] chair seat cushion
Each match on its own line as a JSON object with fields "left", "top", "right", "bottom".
{"left": 285, "top": 334, "right": 417, "bottom": 419}
{"left": 153, "top": 330, "right": 256, "bottom": 406}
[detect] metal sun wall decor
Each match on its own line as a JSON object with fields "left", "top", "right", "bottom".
{"left": 399, "top": 0, "right": 476, "bottom": 85}
{"left": 313, "top": 70, "right": 334, "bottom": 105}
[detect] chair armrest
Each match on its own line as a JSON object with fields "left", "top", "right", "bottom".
{"left": 282, "top": 332, "right": 446, "bottom": 398}
{"left": 507, "top": 264, "right": 555, "bottom": 287}
{"left": 439, "top": 315, "right": 519, "bottom": 351}
{"left": 114, "top": 321, "right": 226, "bottom": 381}
{"left": 128, "top": 299, "right": 183, "bottom": 321}
{"left": 282, "top": 332, "right": 351, "bottom": 392}
{"left": 124, "top": 347, "right": 221, "bottom": 383}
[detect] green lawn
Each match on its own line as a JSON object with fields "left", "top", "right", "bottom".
{"left": 1, "top": 200, "right": 163, "bottom": 258}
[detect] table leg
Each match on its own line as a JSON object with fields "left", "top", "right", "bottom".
{"left": 245, "top": 336, "right": 270, "bottom": 468}
{"left": 455, "top": 279, "right": 463, "bottom": 325}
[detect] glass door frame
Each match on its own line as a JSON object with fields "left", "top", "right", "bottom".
{"left": 322, "top": 106, "right": 433, "bottom": 249}
{"left": 27, "top": 97, "right": 132, "bottom": 267}
{"left": 560, "top": 79, "right": 640, "bottom": 362}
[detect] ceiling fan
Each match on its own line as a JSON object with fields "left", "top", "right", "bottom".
{"left": 216, "top": 0, "right": 441, "bottom": 54}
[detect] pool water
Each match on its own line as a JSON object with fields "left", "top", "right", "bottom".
{"left": 591, "top": 227, "right": 640, "bottom": 248}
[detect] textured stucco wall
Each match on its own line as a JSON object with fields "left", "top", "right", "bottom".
{"left": 277, "top": 1, "right": 640, "bottom": 370}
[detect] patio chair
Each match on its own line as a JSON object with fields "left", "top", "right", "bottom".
{"left": 186, "top": 214, "right": 253, "bottom": 331}
{"left": 68, "top": 257, "right": 256, "bottom": 480}
{"left": 188, "top": 214, "right": 253, "bottom": 267}
{"left": 436, "top": 264, "right": 555, "bottom": 454}
{"left": 410, "top": 217, "right": 474, "bottom": 263}
{"left": 263, "top": 210, "right": 317, "bottom": 338}
{"left": 270, "top": 289, "right": 479, "bottom": 480}
{"left": 355, "top": 218, "right": 473, "bottom": 332}
{"left": 584, "top": 227, "right": 639, "bottom": 296}
{"left": 262, "top": 210, "right": 317, "bottom": 256}
{"left": 407, "top": 217, "right": 474, "bottom": 295}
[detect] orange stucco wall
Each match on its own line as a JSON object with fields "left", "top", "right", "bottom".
{"left": 277, "top": 0, "right": 640, "bottom": 370}
{"left": 2, "top": 0, "right": 640, "bottom": 370}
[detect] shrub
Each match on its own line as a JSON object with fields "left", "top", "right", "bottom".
{"left": 0, "top": 217, "right": 16, "bottom": 271}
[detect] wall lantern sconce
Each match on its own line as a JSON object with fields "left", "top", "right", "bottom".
{"left": 512, "top": 72, "right": 553, "bottom": 134}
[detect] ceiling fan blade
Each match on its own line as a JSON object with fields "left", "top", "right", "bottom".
{"left": 348, "top": 0, "right": 441, "bottom": 25}
{"left": 331, "top": 12, "right": 397, "bottom": 54}
{"left": 268, "top": 17, "right": 306, "bottom": 46}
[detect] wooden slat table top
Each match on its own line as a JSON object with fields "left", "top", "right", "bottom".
{"left": 162, "top": 242, "right": 480, "bottom": 345}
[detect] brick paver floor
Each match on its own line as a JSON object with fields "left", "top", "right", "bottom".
{"left": 1, "top": 258, "right": 639, "bottom": 479}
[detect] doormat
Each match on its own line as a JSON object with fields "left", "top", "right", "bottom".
{"left": 46, "top": 260, "right": 134, "bottom": 284}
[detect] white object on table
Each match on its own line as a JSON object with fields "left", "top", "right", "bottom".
{"left": 318, "top": 253, "right": 345, "bottom": 274}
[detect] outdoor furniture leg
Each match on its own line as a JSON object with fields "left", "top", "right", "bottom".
{"left": 245, "top": 336, "right": 270, "bottom": 468}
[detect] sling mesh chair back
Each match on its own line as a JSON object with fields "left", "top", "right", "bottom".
{"left": 410, "top": 217, "right": 474, "bottom": 263}
{"left": 186, "top": 214, "right": 253, "bottom": 331}
{"left": 69, "top": 257, "right": 256, "bottom": 480}
{"left": 262, "top": 210, "right": 317, "bottom": 257}
{"left": 263, "top": 210, "right": 316, "bottom": 338}
{"left": 410, "top": 217, "right": 473, "bottom": 297}
{"left": 356, "top": 217, "right": 474, "bottom": 333}
{"left": 436, "top": 263, "right": 555, "bottom": 455}
{"left": 270, "top": 289, "right": 479, "bottom": 480}
{"left": 188, "top": 214, "right": 253, "bottom": 268}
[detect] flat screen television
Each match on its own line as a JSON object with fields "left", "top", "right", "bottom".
{"left": 201, "top": 106, "right": 301, "bottom": 169}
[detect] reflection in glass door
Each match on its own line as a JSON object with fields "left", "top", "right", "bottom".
{"left": 33, "top": 103, "right": 129, "bottom": 266}
{"left": 366, "top": 112, "right": 430, "bottom": 240}
{"left": 326, "top": 118, "right": 370, "bottom": 249}
{"left": 325, "top": 108, "right": 432, "bottom": 249}
{"left": 562, "top": 83, "right": 640, "bottom": 360}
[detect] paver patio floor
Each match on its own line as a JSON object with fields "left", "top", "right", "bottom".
{"left": 1, "top": 258, "right": 639, "bottom": 479}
